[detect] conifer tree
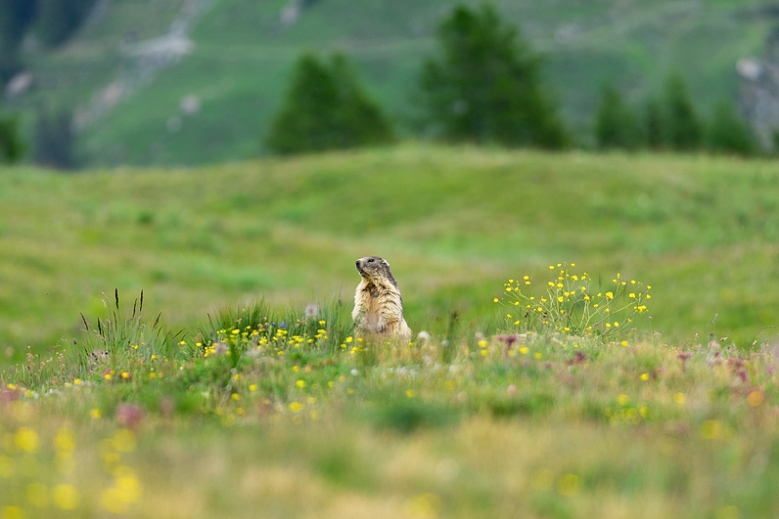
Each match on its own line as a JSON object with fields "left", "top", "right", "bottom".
{"left": 0, "top": 111, "right": 22, "bottom": 164}
{"left": 707, "top": 101, "right": 757, "bottom": 156}
{"left": 266, "top": 53, "right": 393, "bottom": 155}
{"left": 643, "top": 98, "right": 664, "bottom": 150}
{"left": 594, "top": 84, "right": 642, "bottom": 150}
{"left": 416, "top": 4, "right": 566, "bottom": 149}
{"left": 663, "top": 74, "right": 703, "bottom": 151}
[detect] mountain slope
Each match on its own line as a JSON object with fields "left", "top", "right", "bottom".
{"left": 5, "top": 0, "right": 773, "bottom": 166}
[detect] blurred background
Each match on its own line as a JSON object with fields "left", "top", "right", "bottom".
{"left": 0, "top": 0, "right": 776, "bottom": 167}
{"left": 2, "top": 0, "right": 779, "bottom": 364}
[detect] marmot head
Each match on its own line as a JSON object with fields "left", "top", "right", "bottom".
{"left": 355, "top": 256, "right": 397, "bottom": 287}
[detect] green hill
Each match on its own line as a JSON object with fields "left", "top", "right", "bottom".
{"left": 4, "top": 0, "right": 773, "bottom": 166}
{"left": 2, "top": 145, "right": 779, "bottom": 365}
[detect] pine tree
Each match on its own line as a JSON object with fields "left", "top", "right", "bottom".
{"left": 643, "top": 98, "right": 664, "bottom": 150}
{"left": 594, "top": 84, "right": 642, "bottom": 150}
{"left": 0, "top": 112, "right": 23, "bottom": 164}
{"left": 416, "top": 4, "right": 566, "bottom": 149}
{"left": 265, "top": 53, "right": 393, "bottom": 155}
{"left": 663, "top": 74, "right": 703, "bottom": 151}
{"left": 707, "top": 101, "right": 757, "bottom": 156}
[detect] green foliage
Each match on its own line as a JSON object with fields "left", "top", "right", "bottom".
{"left": 594, "top": 84, "right": 642, "bottom": 151}
{"left": 663, "top": 74, "right": 703, "bottom": 151}
{"left": 416, "top": 3, "right": 566, "bottom": 149}
{"left": 33, "top": 107, "right": 76, "bottom": 169}
{"left": 643, "top": 98, "right": 664, "bottom": 150}
{"left": 0, "top": 110, "right": 23, "bottom": 163}
{"left": 707, "top": 101, "right": 757, "bottom": 156}
{"left": 265, "top": 53, "right": 394, "bottom": 155}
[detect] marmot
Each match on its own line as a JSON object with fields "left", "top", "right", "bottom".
{"left": 352, "top": 256, "right": 412, "bottom": 343}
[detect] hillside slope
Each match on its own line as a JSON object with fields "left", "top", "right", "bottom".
{"left": 4, "top": 0, "right": 773, "bottom": 166}
{"left": 1, "top": 146, "right": 779, "bottom": 364}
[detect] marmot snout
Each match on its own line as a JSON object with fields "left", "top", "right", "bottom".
{"left": 352, "top": 256, "right": 412, "bottom": 343}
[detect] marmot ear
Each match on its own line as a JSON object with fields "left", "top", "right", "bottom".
{"left": 382, "top": 259, "right": 390, "bottom": 267}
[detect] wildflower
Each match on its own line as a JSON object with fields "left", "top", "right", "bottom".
{"left": 54, "top": 428, "right": 76, "bottom": 454}
{"left": 90, "top": 408, "right": 102, "bottom": 419}
{"left": 701, "top": 420, "right": 722, "bottom": 440}
{"left": 116, "top": 404, "right": 144, "bottom": 430}
{"left": 674, "top": 393, "right": 686, "bottom": 406}
{"left": 2, "top": 507, "right": 24, "bottom": 519}
{"left": 288, "top": 401, "right": 303, "bottom": 413}
{"left": 404, "top": 493, "right": 442, "bottom": 519}
{"left": 53, "top": 484, "right": 80, "bottom": 510}
{"left": 304, "top": 303, "right": 319, "bottom": 320}
{"left": 556, "top": 473, "right": 581, "bottom": 497}
{"left": 747, "top": 390, "right": 764, "bottom": 407}
{"left": 406, "top": 389, "right": 415, "bottom": 398}
{"left": 640, "top": 373, "right": 649, "bottom": 381}
{"left": 249, "top": 384, "right": 258, "bottom": 392}
{"left": 295, "top": 379, "right": 306, "bottom": 389}
{"left": 15, "top": 427, "right": 39, "bottom": 453}
{"left": 617, "top": 394, "right": 630, "bottom": 406}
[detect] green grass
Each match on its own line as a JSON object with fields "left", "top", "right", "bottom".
{"left": 2, "top": 293, "right": 779, "bottom": 517}
{"left": 4, "top": 146, "right": 779, "bottom": 517}
{"left": 5, "top": 0, "right": 773, "bottom": 165}
{"left": 2, "top": 145, "right": 779, "bottom": 365}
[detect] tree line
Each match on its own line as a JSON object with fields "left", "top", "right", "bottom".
{"left": 266, "top": 3, "right": 761, "bottom": 158}
{"left": 0, "top": 2, "right": 765, "bottom": 167}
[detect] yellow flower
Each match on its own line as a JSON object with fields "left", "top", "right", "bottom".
{"left": 605, "top": 291, "right": 614, "bottom": 300}
{"left": 295, "top": 379, "right": 306, "bottom": 389}
{"left": 54, "top": 428, "right": 76, "bottom": 453}
{"left": 249, "top": 384, "right": 258, "bottom": 392}
{"left": 405, "top": 389, "right": 415, "bottom": 398}
{"left": 2, "top": 507, "right": 24, "bottom": 519}
{"left": 53, "top": 484, "right": 80, "bottom": 510}
{"left": 289, "top": 401, "right": 303, "bottom": 413}
{"left": 640, "top": 373, "right": 649, "bottom": 381}
{"left": 15, "top": 427, "right": 39, "bottom": 453}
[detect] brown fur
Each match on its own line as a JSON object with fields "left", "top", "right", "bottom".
{"left": 352, "top": 256, "right": 412, "bottom": 343}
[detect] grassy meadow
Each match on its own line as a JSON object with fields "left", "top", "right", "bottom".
{"left": 3, "top": 145, "right": 779, "bottom": 517}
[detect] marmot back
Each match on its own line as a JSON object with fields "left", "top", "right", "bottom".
{"left": 352, "top": 256, "right": 412, "bottom": 343}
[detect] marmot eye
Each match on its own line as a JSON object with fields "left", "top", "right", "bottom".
{"left": 368, "top": 258, "right": 374, "bottom": 263}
